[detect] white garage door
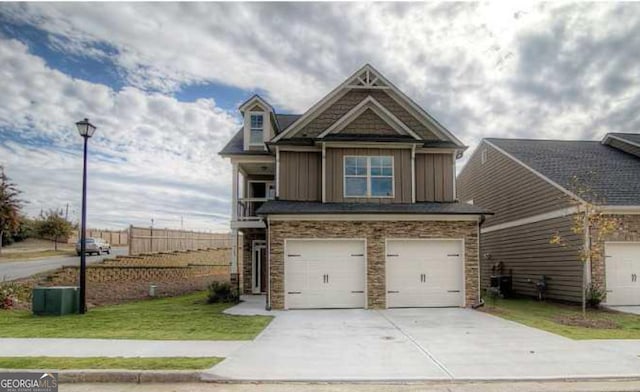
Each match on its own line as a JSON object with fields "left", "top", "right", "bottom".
{"left": 386, "top": 239, "right": 464, "bottom": 308}
{"left": 605, "top": 242, "right": 640, "bottom": 306}
{"left": 284, "top": 239, "right": 366, "bottom": 309}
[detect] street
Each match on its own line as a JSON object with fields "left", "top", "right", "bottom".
{"left": 59, "top": 380, "right": 640, "bottom": 392}
{"left": 0, "top": 247, "right": 128, "bottom": 281}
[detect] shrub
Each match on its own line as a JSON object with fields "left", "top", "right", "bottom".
{"left": 206, "top": 281, "right": 239, "bottom": 304}
{"left": 0, "top": 281, "right": 30, "bottom": 310}
{"left": 586, "top": 283, "right": 605, "bottom": 309}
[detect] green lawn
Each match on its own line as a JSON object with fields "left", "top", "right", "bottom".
{"left": 0, "top": 292, "right": 272, "bottom": 340}
{"left": 0, "top": 356, "right": 222, "bottom": 370}
{"left": 481, "top": 298, "right": 640, "bottom": 339}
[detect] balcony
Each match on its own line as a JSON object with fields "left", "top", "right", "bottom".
{"left": 232, "top": 197, "right": 268, "bottom": 229}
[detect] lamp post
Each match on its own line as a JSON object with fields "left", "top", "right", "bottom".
{"left": 75, "top": 118, "right": 96, "bottom": 314}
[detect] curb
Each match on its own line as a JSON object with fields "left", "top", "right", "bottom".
{"left": 0, "top": 369, "right": 202, "bottom": 384}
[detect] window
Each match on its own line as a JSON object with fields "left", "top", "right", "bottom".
{"left": 481, "top": 149, "right": 488, "bottom": 164}
{"left": 344, "top": 156, "right": 393, "bottom": 198}
{"left": 249, "top": 114, "right": 264, "bottom": 145}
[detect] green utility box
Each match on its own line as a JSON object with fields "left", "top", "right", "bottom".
{"left": 32, "top": 286, "right": 79, "bottom": 316}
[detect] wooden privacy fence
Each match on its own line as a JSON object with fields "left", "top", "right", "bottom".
{"left": 128, "top": 226, "right": 231, "bottom": 255}
{"left": 68, "top": 229, "right": 129, "bottom": 246}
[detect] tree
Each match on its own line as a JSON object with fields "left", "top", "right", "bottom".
{"left": 550, "top": 175, "right": 620, "bottom": 317}
{"left": 0, "top": 166, "right": 22, "bottom": 256}
{"left": 36, "top": 209, "right": 75, "bottom": 251}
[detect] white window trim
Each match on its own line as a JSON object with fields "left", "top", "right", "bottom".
{"left": 481, "top": 149, "right": 488, "bottom": 164}
{"left": 343, "top": 155, "right": 395, "bottom": 199}
{"left": 248, "top": 112, "right": 265, "bottom": 146}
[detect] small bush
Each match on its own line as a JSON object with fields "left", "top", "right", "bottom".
{"left": 586, "top": 283, "right": 605, "bottom": 309}
{"left": 0, "top": 281, "right": 30, "bottom": 310}
{"left": 206, "top": 282, "right": 239, "bottom": 304}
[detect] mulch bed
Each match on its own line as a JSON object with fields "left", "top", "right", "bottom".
{"left": 553, "top": 314, "right": 620, "bottom": 329}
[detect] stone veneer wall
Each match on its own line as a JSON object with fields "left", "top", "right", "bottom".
{"left": 268, "top": 220, "right": 479, "bottom": 310}
{"left": 590, "top": 214, "right": 640, "bottom": 297}
{"left": 241, "top": 229, "right": 266, "bottom": 294}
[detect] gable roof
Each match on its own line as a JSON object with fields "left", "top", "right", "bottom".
{"left": 485, "top": 138, "right": 640, "bottom": 206}
{"left": 219, "top": 114, "right": 301, "bottom": 156}
{"left": 271, "top": 64, "right": 465, "bottom": 148}
{"left": 317, "top": 95, "right": 421, "bottom": 139}
{"left": 608, "top": 132, "right": 640, "bottom": 145}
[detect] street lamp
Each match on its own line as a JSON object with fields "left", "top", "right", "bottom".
{"left": 75, "top": 118, "right": 96, "bottom": 314}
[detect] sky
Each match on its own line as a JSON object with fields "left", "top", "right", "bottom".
{"left": 1, "top": 2, "right": 640, "bottom": 231}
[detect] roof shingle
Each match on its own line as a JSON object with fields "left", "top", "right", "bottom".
{"left": 486, "top": 138, "right": 640, "bottom": 206}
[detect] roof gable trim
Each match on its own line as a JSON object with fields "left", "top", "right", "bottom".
{"left": 271, "top": 64, "right": 465, "bottom": 148}
{"left": 317, "top": 96, "right": 421, "bottom": 139}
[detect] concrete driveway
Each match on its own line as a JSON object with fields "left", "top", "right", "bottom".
{"left": 205, "top": 301, "right": 640, "bottom": 381}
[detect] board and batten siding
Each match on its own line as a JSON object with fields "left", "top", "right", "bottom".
{"left": 480, "top": 214, "right": 584, "bottom": 303}
{"left": 415, "top": 153, "right": 454, "bottom": 202}
{"left": 457, "top": 142, "right": 577, "bottom": 227}
{"left": 325, "top": 147, "right": 412, "bottom": 203}
{"left": 278, "top": 151, "right": 322, "bottom": 201}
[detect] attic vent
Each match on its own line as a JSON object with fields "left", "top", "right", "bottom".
{"left": 481, "top": 149, "right": 488, "bottom": 164}
{"left": 348, "top": 68, "right": 388, "bottom": 89}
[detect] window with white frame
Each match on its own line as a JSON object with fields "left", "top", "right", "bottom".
{"left": 481, "top": 149, "right": 488, "bottom": 164}
{"left": 249, "top": 114, "right": 264, "bottom": 145}
{"left": 344, "top": 156, "right": 394, "bottom": 197}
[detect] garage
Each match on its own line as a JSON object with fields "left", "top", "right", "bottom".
{"left": 284, "top": 239, "right": 366, "bottom": 309}
{"left": 605, "top": 242, "right": 640, "bottom": 306}
{"left": 386, "top": 239, "right": 464, "bottom": 308}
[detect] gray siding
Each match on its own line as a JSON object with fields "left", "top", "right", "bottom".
{"left": 457, "top": 142, "right": 577, "bottom": 227}
{"left": 415, "top": 153, "right": 454, "bottom": 202}
{"left": 279, "top": 151, "right": 321, "bottom": 201}
{"left": 480, "top": 214, "right": 584, "bottom": 303}
{"left": 325, "top": 147, "right": 412, "bottom": 203}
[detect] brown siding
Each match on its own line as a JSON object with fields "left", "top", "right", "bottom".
{"left": 296, "top": 90, "right": 438, "bottom": 140}
{"left": 340, "top": 108, "right": 396, "bottom": 135}
{"left": 279, "top": 151, "right": 321, "bottom": 201}
{"left": 457, "top": 142, "right": 577, "bottom": 227}
{"left": 325, "top": 147, "right": 411, "bottom": 203}
{"left": 481, "top": 214, "right": 584, "bottom": 303}
{"left": 415, "top": 153, "right": 454, "bottom": 202}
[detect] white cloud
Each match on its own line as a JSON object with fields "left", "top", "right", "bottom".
{"left": 0, "top": 38, "right": 238, "bottom": 231}
{"left": 1, "top": 2, "right": 640, "bottom": 230}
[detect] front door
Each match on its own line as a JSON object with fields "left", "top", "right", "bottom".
{"left": 252, "top": 240, "right": 267, "bottom": 294}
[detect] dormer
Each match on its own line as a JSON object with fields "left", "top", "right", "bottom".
{"left": 240, "top": 95, "right": 275, "bottom": 151}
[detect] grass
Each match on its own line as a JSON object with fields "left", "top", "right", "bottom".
{"left": 481, "top": 298, "right": 640, "bottom": 339}
{"left": 0, "top": 356, "right": 222, "bottom": 370}
{"left": 0, "top": 249, "right": 77, "bottom": 262}
{"left": 0, "top": 292, "right": 272, "bottom": 340}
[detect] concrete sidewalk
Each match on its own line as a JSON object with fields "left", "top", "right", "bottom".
{"left": 0, "top": 338, "right": 246, "bottom": 358}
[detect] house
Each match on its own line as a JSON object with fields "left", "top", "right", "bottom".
{"left": 219, "top": 64, "right": 490, "bottom": 310}
{"left": 457, "top": 133, "right": 640, "bottom": 305}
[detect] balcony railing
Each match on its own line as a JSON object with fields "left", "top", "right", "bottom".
{"left": 236, "top": 198, "right": 268, "bottom": 221}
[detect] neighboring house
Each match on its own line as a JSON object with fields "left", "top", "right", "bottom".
{"left": 219, "top": 64, "right": 490, "bottom": 310}
{"left": 457, "top": 133, "right": 640, "bottom": 305}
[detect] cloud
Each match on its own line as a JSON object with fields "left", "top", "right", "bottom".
{"left": 0, "top": 38, "right": 238, "bottom": 230}
{"left": 1, "top": 2, "right": 640, "bottom": 226}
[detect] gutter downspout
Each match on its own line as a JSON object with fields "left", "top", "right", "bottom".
{"left": 472, "top": 214, "right": 486, "bottom": 309}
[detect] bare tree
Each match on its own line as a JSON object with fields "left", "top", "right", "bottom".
{"left": 550, "top": 175, "right": 620, "bottom": 317}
